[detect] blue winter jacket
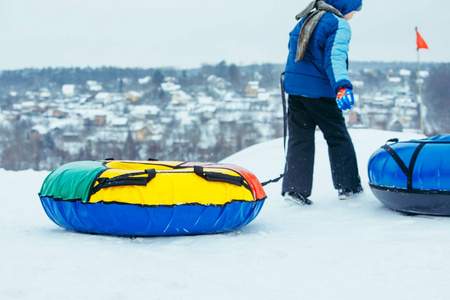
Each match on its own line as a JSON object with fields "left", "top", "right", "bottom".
{"left": 284, "top": 0, "right": 362, "bottom": 99}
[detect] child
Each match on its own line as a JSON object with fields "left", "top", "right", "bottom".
{"left": 282, "top": 0, "right": 363, "bottom": 205}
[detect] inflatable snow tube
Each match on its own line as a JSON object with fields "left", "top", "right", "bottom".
{"left": 39, "top": 160, "right": 266, "bottom": 236}
{"left": 368, "top": 135, "right": 450, "bottom": 215}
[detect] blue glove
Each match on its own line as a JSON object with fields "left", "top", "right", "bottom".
{"left": 336, "top": 88, "right": 354, "bottom": 110}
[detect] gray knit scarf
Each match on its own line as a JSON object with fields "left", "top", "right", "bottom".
{"left": 295, "top": 0, "right": 344, "bottom": 62}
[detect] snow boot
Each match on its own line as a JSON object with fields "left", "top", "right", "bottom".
{"left": 338, "top": 186, "right": 364, "bottom": 200}
{"left": 284, "top": 192, "right": 313, "bottom": 205}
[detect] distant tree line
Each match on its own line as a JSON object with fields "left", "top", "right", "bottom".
{"left": 0, "top": 62, "right": 284, "bottom": 109}
{"left": 423, "top": 63, "right": 450, "bottom": 135}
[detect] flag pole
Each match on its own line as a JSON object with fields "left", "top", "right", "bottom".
{"left": 416, "top": 27, "right": 425, "bottom": 135}
{"left": 417, "top": 48, "right": 424, "bottom": 135}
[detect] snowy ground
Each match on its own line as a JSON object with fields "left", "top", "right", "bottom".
{"left": 2, "top": 129, "right": 450, "bottom": 300}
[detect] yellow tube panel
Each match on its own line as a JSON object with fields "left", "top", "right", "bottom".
{"left": 89, "top": 169, "right": 255, "bottom": 206}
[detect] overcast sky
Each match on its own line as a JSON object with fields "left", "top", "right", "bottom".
{"left": 1, "top": 0, "right": 448, "bottom": 70}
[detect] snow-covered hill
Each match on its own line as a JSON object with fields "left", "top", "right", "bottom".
{"left": 2, "top": 129, "right": 450, "bottom": 300}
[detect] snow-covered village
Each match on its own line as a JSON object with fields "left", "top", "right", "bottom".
{"left": 0, "top": 62, "right": 440, "bottom": 171}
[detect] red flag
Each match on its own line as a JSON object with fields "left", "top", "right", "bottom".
{"left": 415, "top": 27, "right": 429, "bottom": 50}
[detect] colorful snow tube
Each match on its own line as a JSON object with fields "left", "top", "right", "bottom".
{"left": 39, "top": 160, "right": 266, "bottom": 236}
{"left": 368, "top": 135, "right": 450, "bottom": 215}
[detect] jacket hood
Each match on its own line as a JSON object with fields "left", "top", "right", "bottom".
{"left": 324, "top": 0, "right": 362, "bottom": 15}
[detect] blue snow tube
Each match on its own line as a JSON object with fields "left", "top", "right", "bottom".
{"left": 368, "top": 135, "right": 450, "bottom": 215}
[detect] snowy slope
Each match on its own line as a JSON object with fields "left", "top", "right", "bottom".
{"left": 2, "top": 129, "right": 450, "bottom": 300}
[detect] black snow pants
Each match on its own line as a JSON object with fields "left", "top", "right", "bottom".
{"left": 281, "top": 95, "right": 361, "bottom": 197}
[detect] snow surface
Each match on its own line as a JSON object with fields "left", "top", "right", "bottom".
{"left": 2, "top": 129, "right": 450, "bottom": 300}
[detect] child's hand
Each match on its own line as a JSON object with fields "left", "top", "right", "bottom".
{"left": 336, "top": 88, "right": 354, "bottom": 110}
